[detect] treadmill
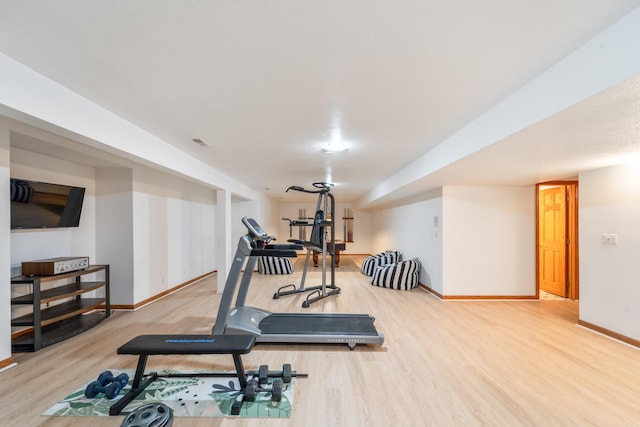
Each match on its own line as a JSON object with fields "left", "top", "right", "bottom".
{"left": 212, "top": 216, "right": 384, "bottom": 349}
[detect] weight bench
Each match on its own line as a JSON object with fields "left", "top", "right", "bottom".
{"left": 109, "top": 334, "right": 255, "bottom": 416}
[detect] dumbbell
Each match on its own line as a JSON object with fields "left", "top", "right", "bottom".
{"left": 84, "top": 380, "right": 121, "bottom": 399}
{"left": 243, "top": 377, "right": 283, "bottom": 403}
{"left": 96, "top": 370, "right": 129, "bottom": 388}
{"left": 251, "top": 364, "right": 296, "bottom": 384}
{"left": 84, "top": 370, "right": 129, "bottom": 399}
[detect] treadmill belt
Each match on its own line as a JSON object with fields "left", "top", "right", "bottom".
{"left": 260, "top": 314, "right": 378, "bottom": 335}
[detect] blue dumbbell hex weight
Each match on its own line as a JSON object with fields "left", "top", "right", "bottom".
{"left": 85, "top": 370, "right": 129, "bottom": 399}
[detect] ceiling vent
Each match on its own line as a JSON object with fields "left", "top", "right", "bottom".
{"left": 192, "top": 138, "right": 208, "bottom": 147}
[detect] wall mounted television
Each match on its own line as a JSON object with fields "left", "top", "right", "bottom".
{"left": 10, "top": 178, "right": 86, "bottom": 229}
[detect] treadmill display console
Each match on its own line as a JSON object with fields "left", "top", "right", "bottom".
{"left": 242, "top": 217, "right": 266, "bottom": 238}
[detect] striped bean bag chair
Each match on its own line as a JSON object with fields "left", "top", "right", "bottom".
{"left": 361, "top": 251, "right": 401, "bottom": 276}
{"left": 258, "top": 256, "right": 294, "bottom": 274}
{"left": 371, "top": 258, "right": 421, "bottom": 290}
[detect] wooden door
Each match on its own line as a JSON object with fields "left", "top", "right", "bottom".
{"left": 539, "top": 186, "right": 567, "bottom": 297}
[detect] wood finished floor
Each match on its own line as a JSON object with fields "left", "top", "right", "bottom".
{"left": 2, "top": 255, "right": 640, "bottom": 426}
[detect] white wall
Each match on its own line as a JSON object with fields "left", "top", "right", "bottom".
{"left": 255, "top": 193, "right": 283, "bottom": 238}
{"left": 443, "top": 186, "right": 535, "bottom": 296}
{"left": 369, "top": 186, "right": 535, "bottom": 297}
{"left": 579, "top": 160, "right": 640, "bottom": 341}
{"left": 370, "top": 190, "right": 443, "bottom": 292}
{"left": 0, "top": 123, "right": 11, "bottom": 363}
{"left": 231, "top": 197, "right": 257, "bottom": 244}
{"left": 131, "top": 166, "right": 216, "bottom": 304}
{"left": 9, "top": 147, "right": 219, "bottom": 308}
{"left": 96, "top": 168, "right": 134, "bottom": 305}
{"left": 174, "top": 196, "right": 216, "bottom": 283}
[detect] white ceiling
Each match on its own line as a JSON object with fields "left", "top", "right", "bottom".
{"left": 1, "top": 1, "right": 640, "bottom": 205}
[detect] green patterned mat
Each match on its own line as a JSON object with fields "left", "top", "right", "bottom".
{"left": 44, "top": 369, "right": 294, "bottom": 418}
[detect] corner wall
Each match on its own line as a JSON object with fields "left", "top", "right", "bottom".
{"left": 442, "top": 186, "right": 536, "bottom": 297}
{"left": 369, "top": 185, "right": 535, "bottom": 297}
{"left": 579, "top": 160, "right": 640, "bottom": 341}
{"left": 370, "top": 190, "right": 443, "bottom": 293}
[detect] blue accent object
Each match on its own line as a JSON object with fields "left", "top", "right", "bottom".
{"left": 165, "top": 339, "right": 215, "bottom": 343}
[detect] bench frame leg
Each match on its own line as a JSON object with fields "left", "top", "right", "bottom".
{"left": 109, "top": 353, "right": 250, "bottom": 416}
{"left": 109, "top": 354, "right": 158, "bottom": 416}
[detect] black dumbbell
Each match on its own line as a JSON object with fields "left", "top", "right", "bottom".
{"left": 243, "top": 379, "right": 259, "bottom": 402}
{"left": 258, "top": 365, "right": 269, "bottom": 385}
{"left": 282, "top": 364, "right": 292, "bottom": 384}
{"left": 271, "top": 378, "right": 283, "bottom": 403}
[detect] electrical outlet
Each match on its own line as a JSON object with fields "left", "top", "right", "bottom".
{"left": 601, "top": 234, "right": 618, "bottom": 245}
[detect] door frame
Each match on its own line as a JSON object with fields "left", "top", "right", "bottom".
{"left": 535, "top": 181, "right": 579, "bottom": 300}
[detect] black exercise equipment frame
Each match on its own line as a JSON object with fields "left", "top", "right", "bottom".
{"left": 275, "top": 182, "right": 340, "bottom": 307}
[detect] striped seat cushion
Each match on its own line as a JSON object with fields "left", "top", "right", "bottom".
{"left": 371, "top": 258, "right": 421, "bottom": 290}
{"left": 361, "top": 251, "right": 401, "bottom": 276}
{"left": 258, "top": 256, "right": 294, "bottom": 274}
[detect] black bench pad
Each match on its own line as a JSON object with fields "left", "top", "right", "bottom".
{"left": 117, "top": 334, "right": 255, "bottom": 355}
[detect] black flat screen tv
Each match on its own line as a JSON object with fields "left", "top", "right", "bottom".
{"left": 10, "top": 178, "right": 86, "bottom": 229}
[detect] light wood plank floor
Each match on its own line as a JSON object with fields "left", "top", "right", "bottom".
{"left": 2, "top": 255, "right": 640, "bottom": 426}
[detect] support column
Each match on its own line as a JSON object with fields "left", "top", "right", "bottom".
{"left": 0, "top": 122, "right": 13, "bottom": 363}
{"left": 216, "top": 189, "right": 232, "bottom": 293}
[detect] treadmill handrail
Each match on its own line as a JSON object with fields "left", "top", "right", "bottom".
{"left": 250, "top": 248, "right": 298, "bottom": 257}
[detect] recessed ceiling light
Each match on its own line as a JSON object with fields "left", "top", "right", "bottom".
{"left": 192, "top": 138, "right": 208, "bottom": 147}
{"left": 322, "top": 142, "right": 347, "bottom": 153}
{"left": 321, "top": 128, "right": 348, "bottom": 153}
